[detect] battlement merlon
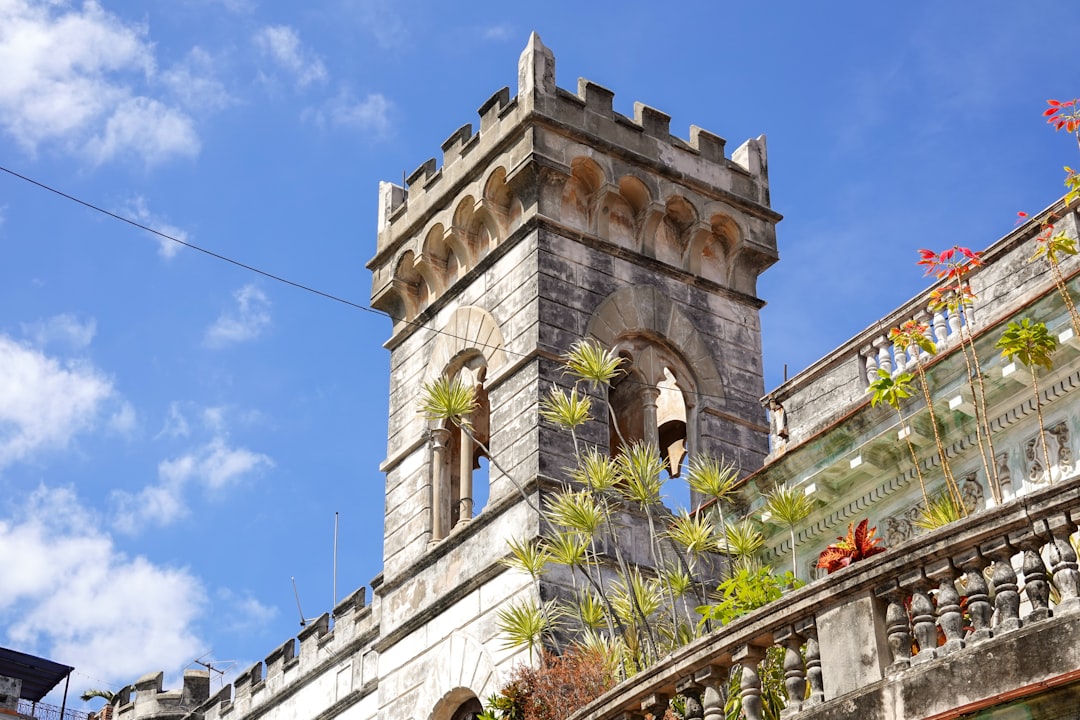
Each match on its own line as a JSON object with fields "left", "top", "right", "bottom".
{"left": 368, "top": 32, "right": 778, "bottom": 269}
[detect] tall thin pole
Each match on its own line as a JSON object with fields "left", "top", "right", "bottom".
{"left": 333, "top": 512, "right": 339, "bottom": 610}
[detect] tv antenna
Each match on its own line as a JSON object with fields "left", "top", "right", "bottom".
{"left": 190, "top": 653, "right": 236, "bottom": 690}
{"left": 291, "top": 577, "right": 319, "bottom": 628}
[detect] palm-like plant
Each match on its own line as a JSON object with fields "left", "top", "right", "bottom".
{"left": 997, "top": 318, "right": 1058, "bottom": 483}
{"left": 687, "top": 455, "right": 739, "bottom": 577}
{"left": 722, "top": 519, "right": 765, "bottom": 571}
{"left": 496, "top": 598, "right": 562, "bottom": 661}
{"left": 913, "top": 491, "right": 965, "bottom": 531}
{"left": 80, "top": 689, "right": 116, "bottom": 705}
{"left": 868, "top": 368, "right": 929, "bottom": 506}
{"left": 762, "top": 485, "right": 814, "bottom": 579}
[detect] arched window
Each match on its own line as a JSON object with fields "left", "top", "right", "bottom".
{"left": 430, "top": 356, "right": 490, "bottom": 542}
{"left": 607, "top": 338, "right": 696, "bottom": 509}
{"left": 449, "top": 697, "right": 484, "bottom": 720}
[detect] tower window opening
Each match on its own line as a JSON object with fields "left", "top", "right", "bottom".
{"left": 431, "top": 359, "right": 491, "bottom": 542}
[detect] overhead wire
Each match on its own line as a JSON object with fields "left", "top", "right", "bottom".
{"left": 0, "top": 163, "right": 749, "bottom": 406}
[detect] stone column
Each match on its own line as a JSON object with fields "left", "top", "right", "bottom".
{"left": 430, "top": 427, "right": 451, "bottom": 542}
{"left": 641, "top": 385, "right": 661, "bottom": 448}
{"left": 458, "top": 422, "right": 474, "bottom": 526}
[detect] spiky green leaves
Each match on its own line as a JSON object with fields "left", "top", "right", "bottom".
{"left": 540, "top": 384, "right": 592, "bottom": 429}
{"left": 568, "top": 446, "right": 619, "bottom": 492}
{"left": 502, "top": 537, "right": 550, "bottom": 578}
{"left": 997, "top": 318, "right": 1057, "bottom": 371}
{"left": 496, "top": 598, "right": 561, "bottom": 656}
{"left": 665, "top": 510, "right": 719, "bottom": 558}
{"left": 686, "top": 455, "right": 739, "bottom": 503}
{"left": 562, "top": 340, "right": 623, "bottom": 389}
{"left": 419, "top": 375, "right": 478, "bottom": 426}
{"left": 913, "top": 491, "right": 965, "bottom": 531}
{"left": 722, "top": 519, "right": 764, "bottom": 570}
{"left": 762, "top": 485, "right": 814, "bottom": 529}
{"left": 615, "top": 441, "right": 665, "bottom": 506}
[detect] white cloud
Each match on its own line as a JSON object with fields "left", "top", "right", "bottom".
{"left": 0, "top": 485, "right": 207, "bottom": 686}
{"left": 306, "top": 89, "right": 392, "bottom": 137}
{"left": 483, "top": 24, "right": 513, "bottom": 41}
{"left": 216, "top": 588, "right": 278, "bottom": 634}
{"left": 159, "top": 402, "right": 191, "bottom": 439}
{"left": 204, "top": 284, "right": 272, "bottom": 348}
{"left": 113, "top": 407, "right": 273, "bottom": 534}
{"left": 122, "top": 196, "right": 190, "bottom": 260}
{"left": 254, "top": 25, "right": 327, "bottom": 88}
{"left": 0, "top": 0, "right": 200, "bottom": 165}
{"left": 87, "top": 96, "right": 200, "bottom": 166}
{"left": 162, "top": 47, "right": 235, "bottom": 113}
{"left": 21, "top": 313, "right": 97, "bottom": 350}
{"left": 0, "top": 334, "right": 114, "bottom": 470}
{"left": 108, "top": 400, "right": 138, "bottom": 436}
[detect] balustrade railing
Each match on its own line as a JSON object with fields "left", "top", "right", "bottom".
{"left": 569, "top": 474, "right": 1080, "bottom": 720}
{"left": 860, "top": 304, "right": 972, "bottom": 383}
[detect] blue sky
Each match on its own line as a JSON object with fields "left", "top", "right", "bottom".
{"left": 0, "top": 0, "right": 1075, "bottom": 705}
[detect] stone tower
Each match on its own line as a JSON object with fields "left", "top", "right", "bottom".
{"left": 365, "top": 33, "right": 779, "bottom": 719}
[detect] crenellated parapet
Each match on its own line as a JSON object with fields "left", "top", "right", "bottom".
{"left": 368, "top": 33, "right": 781, "bottom": 341}
{"left": 113, "top": 670, "right": 209, "bottom": 720}
{"left": 115, "top": 587, "right": 378, "bottom": 720}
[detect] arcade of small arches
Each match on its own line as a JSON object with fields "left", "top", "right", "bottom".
{"left": 381, "top": 156, "right": 760, "bottom": 326}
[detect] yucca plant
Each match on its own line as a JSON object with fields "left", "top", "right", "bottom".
{"left": 913, "top": 491, "right": 965, "bottom": 531}
{"left": 722, "top": 518, "right": 765, "bottom": 572}
{"left": 762, "top": 484, "right": 814, "bottom": 579}
{"left": 997, "top": 318, "right": 1058, "bottom": 483}
{"left": 496, "top": 598, "right": 562, "bottom": 662}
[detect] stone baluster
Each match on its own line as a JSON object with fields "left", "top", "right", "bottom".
{"left": 874, "top": 335, "right": 893, "bottom": 376}
{"left": 1044, "top": 514, "right": 1080, "bottom": 614}
{"left": 891, "top": 334, "right": 907, "bottom": 374}
{"left": 734, "top": 645, "right": 766, "bottom": 720}
{"left": 677, "top": 678, "right": 704, "bottom": 720}
{"left": 1013, "top": 529, "right": 1053, "bottom": 623}
{"left": 899, "top": 570, "right": 937, "bottom": 663}
{"left": 925, "top": 559, "right": 964, "bottom": 655}
{"left": 694, "top": 666, "right": 726, "bottom": 720}
{"left": 962, "top": 299, "right": 976, "bottom": 331}
{"left": 932, "top": 307, "right": 948, "bottom": 346}
{"left": 640, "top": 692, "right": 669, "bottom": 720}
{"left": 947, "top": 305, "right": 962, "bottom": 340}
{"left": 773, "top": 625, "right": 805, "bottom": 717}
{"left": 863, "top": 344, "right": 879, "bottom": 383}
{"left": 954, "top": 547, "right": 993, "bottom": 643}
{"left": 914, "top": 309, "right": 933, "bottom": 360}
{"left": 981, "top": 536, "right": 1022, "bottom": 633}
{"left": 874, "top": 583, "right": 912, "bottom": 674}
{"left": 794, "top": 617, "right": 824, "bottom": 705}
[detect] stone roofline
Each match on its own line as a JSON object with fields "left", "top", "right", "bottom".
{"left": 111, "top": 587, "right": 375, "bottom": 720}
{"left": 759, "top": 196, "right": 1080, "bottom": 459}
{"left": 366, "top": 32, "right": 778, "bottom": 270}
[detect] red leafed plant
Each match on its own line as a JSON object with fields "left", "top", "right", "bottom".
{"left": 816, "top": 519, "right": 887, "bottom": 574}
{"left": 1045, "top": 99, "right": 1079, "bottom": 135}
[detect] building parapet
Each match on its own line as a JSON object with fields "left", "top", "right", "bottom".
{"left": 763, "top": 199, "right": 1080, "bottom": 457}
{"left": 114, "top": 587, "right": 376, "bottom": 720}
{"left": 570, "top": 473, "right": 1080, "bottom": 720}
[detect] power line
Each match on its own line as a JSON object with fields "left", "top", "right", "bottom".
{"left": 1, "top": 163, "right": 750, "bottom": 407}
{"left": 0, "top": 164, "right": 369, "bottom": 312}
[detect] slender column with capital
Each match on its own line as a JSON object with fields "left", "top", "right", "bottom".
{"left": 641, "top": 385, "right": 660, "bottom": 448}
{"left": 430, "top": 427, "right": 451, "bottom": 542}
{"left": 457, "top": 421, "right": 474, "bottom": 526}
